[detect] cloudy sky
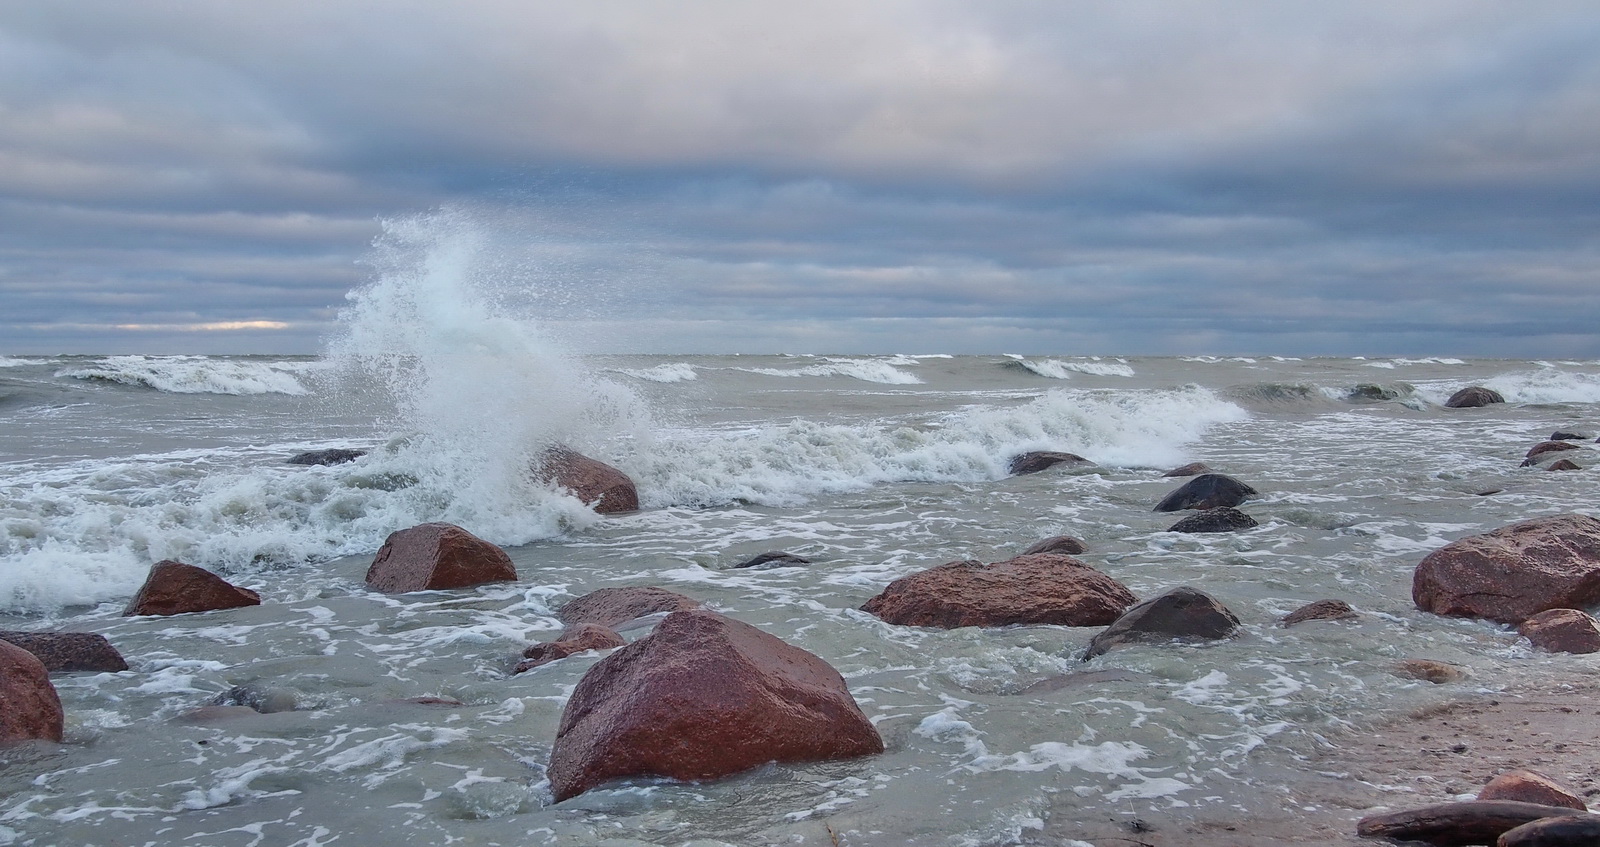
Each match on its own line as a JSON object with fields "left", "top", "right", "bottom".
{"left": 3, "top": 1, "right": 1598, "bottom": 356}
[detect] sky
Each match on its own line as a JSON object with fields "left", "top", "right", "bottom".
{"left": 2, "top": 1, "right": 1598, "bottom": 357}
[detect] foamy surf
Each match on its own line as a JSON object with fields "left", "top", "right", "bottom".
{"left": 57, "top": 355, "right": 316, "bottom": 395}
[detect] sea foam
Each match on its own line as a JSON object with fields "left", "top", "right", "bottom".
{"left": 58, "top": 356, "right": 314, "bottom": 395}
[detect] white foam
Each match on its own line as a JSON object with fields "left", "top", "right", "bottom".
{"left": 738, "top": 357, "right": 923, "bottom": 385}
{"left": 1014, "top": 358, "right": 1136, "bottom": 378}
{"left": 58, "top": 356, "right": 314, "bottom": 395}
{"left": 613, "top": 362, "right": 698, "bottom": 383}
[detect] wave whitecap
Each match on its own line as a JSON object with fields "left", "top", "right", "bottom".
{"left": 59, "top": 356, "right": 314, "bottom": 395}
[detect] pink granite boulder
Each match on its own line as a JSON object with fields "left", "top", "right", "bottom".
{"left": 1479, "top": 769, "right": 1587, "bottom": 810}
{"left": 515, "top": 623, "right": 626, "bottom": 673}
{"left": 1517, "top": 608, "right": 1600, "bottom": 654}
{"left": 1412, "top": 514, "right": 1600, "bottom": 625}
{"left": 861, "top": 554, "right": 1136, "bottom": 629}
{"left": 0, "top": 640, "right": 64, "bottom": 743}
{"left": 364, "top": 523, "right": 517, "bottom": 593}
{"left": 556, "top": 587, "right": 700, "bottom": 629}
{"left": 123, "top": 561, "right": 261, "bottom": 617}
{"left": 0, "top": 632, "right": 127, "bottom": 672}
{"left": 537, "top": 448, "right": 639, "bottom": 514}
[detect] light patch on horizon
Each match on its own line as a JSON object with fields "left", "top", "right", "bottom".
{"left": 108, "top": 321, "right": 293, "bottom": 332}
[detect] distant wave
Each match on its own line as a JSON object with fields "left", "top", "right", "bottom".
{"left": 58, "top": 356, "right": 314, "bottom": 395}
{"left": 0, "top": 357, "right": 48, "bottom": 369}
{"left": 1004, "top": 355, "right": 1135, "bottom": 378}
{"left": 738, "top": 357, "right": 923, "bottom": 385}
{"left": 1365, "top": 357, "right": 1466, "bottom": 369}
{"left": 614, "top": 363, "right": 699, "bottom": 383}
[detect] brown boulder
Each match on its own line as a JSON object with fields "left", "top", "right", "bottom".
{"left": 1021, "top": 535, "right": 1088, "bottom": 556}
{"left": 1445, "top": 386, "right": 1506, "bottom": 408}
{"left": 1166, "top": 506, "right": 1258, "bottom": 534}
{"left": 0, "top": 640, "right": 64, "bottom": 743}
{"left": 1412, "top": 514, "right": 1600, "bottom": 625}
{"left": 1546, "top": 459, "right": 1582, "bottom": 472}
{"left": 1162, "top": 462, "right": 1212, "bottom": 478}
{"left": 1007, "top": 451, "right": 1091, "bottom": 476}
{"left": 123, "top": 561, "right": 261, "bottom": 617}
{"left": 0, "top": 632, "right": 127, "bottom": 672}
{"left": 1479, "top": 769, "right": 1587, "bottom": 810}
{"left": 515, "top": 623, "right": 626, "bottom": 673}
{"left": 1393, "top": 659, "right": 1467, "bottom": 684}
{"left": 1152, "top": 473, "right": 1257, "bottom": 512}
{"left": 537, "top": 447, "right": 639, "bottom": 514}
{"left": 1499, "top": 813, "right": 1600, "bottom": 846}
{"left": 1522, "top": 441, "right": 1581, "bottom": 466}
{"left": 1279, "top": 599, "right": 1359, "bottom": 627}
{"left": 1083, "top": 586, "right": 1240, "bottom": 659}
{"left": 1517, "top": 609, "right": 1600, "bottom": 654}
{"left": 556, "top": 587, "right": 700, "bottom": 629}
{"left": 1357, "top": 801, "right": 1583, "bottom": 845}
{"left": 860, "top": 554, "right": 1136, "bottom": 629}
{"left": 547, "top": 609, "right": 883, "bottom": 801}
{"left": 364, "top": 523, "right": 517, "bottom": 593}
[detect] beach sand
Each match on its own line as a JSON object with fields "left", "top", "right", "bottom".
{"left": 1033, "top": 673, "right": 1600, "bottom": 846}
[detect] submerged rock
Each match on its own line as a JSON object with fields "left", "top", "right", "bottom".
{"left": 1166, "top": 506, "right": 1258, "bottom": 534}
{"left": 546, "top": 609, "right": 883, "bottom": 801}
{"left": 1522, "top": 441, "right": 1581, "bottom": 466}
{"left": 1007, "top": 451, "right": 1091, "bottom": 476}
{"left": 1546, "top": 459, "right": 1583, "bottom": 472}
{"left": 0, "top": 640, "right": 64, "bottom": 743}
{"left": 1551, "top": 431, "right": 1594, "bottom": 442}
{"left": 536, "top": 447, "right": 639, "bottom": 514}
{"left": 1412, "top": 514, "right": 1600, "bottom": 625}
{"left": 730, "top": 551, "right": 811, "bottom": 569}
{"left": 1517, "top": 609, "right": 1600, "bottom": 654}
{"left": 861, "top": 554, "right": 1136, "bottom": 629}
{"left": 364, "top": 522, "right": 517, "bottom": 593}
{"left": 1444, "top": 386, "right": 1506, "bottom": 408}
{"left": 123, "top": 561, "right": 261, "bottom": 617}
{"left": 557, "top": 587, "right": 700, "bottom": 630}
{"left": 1083, "top": 587, "right": 1240, "bottom": 659}
{"left": 1021, "top": 535, "right": 1088, "bottom": 556}
{"left": 516, "top": 623, "right": 626, "bottom": 673}
{"left": 212, "top": 685, "right": 298, "bottom": 714}
{"left": 1479, "top": 769, "right": 1587, "bottom": 810}
{"left": 0, "top": 631, "right": 127, "bottom": 673}
{"left": 1152, "top": 473, "right": 1257, "bottom": 512}
{"left": 1392, "top": 659, "right": 1467, "bottom": 684}
{"left": 1278, "top": 599, "right": 1358, "bottom": 627}
{"left": 285, "top": 448, "right": 366, "bottom": 466}
{"left": 1161, "top": 462, "right": 1211, "bottom": 478}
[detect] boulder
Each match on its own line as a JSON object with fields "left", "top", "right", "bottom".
{"left": 537, "top": 447, "right": 639, "bottom": 514}
{"left": 730, "top": 552, "right": 812, "bottom": 570}
{"left": 1517, "top": 609, "right": 1600, "bottom": 654}
{"left": 1445, "top": 386, "right": 1506, "bottom": 408}
{"left": 1083, "top": 587, "right": 1240, "bottom": 659}
{"left": 1279, "top": 599, "right": 1359, "bottom": 627}
{"left": 364, "top": 523, "right": 517, "bottom": 593}
{"left": 0, "top": 631, "right": 127, "bottom": 672}
{"left": 557, "top": 587, "right": 700, "bottom": 629}
{"left": 861, "top": 554, "right": 1136, "bottom": 629}
{"left": 1167, "top": 506, "right": 1259, "bottom": 534}
{"left": 1546, "top": 459, "right": 1582, "bottom": 472}
{"left": 1499, "top": 813, "right": 1600, "bottom": 846}
{"left": 123, "top": 561, "right": 261, "bottom": 617}
{"left": 1152, "top": 473, "right": 1257, "bottom": 512}
{"left": 1479, "top": 770, "right": 1587, "bottom": 811}
{"left": 212, "top": 685, "right": 297, "bottom": 714}
{"left": 0, "top": 640, "right": 64, "bottom": 743}
{"left": 1021, "top": 535, "right": 1088, "bottom": 556}
{"left": 1007, "top": 451, "right": 1090, "bottom": 476}
{"left": 285, "top": 448, "right": 365, "bottom": 466}
{"left": 1412, "top": 514, "right": 1600, "bottom": 625}
{"left": 1348, "top": 383, "right": 1404, "bottom": 403}
{"left": 1393, "top": 659, "right": 1467, "bottom": 684}
{"left": 1550, "top": 431, "right": 1593, "bottom": 442}
{"left": 547, "top": 609, "right": 883, "bottom": 801}
{"left": 516, "top": 623, "right": 626, "bottom": 673}
{"left": 1356, "top": 801, "right": 1582, "bottom": 845}
{"left": 1162, "top": 462, "right": 1212, "bottom": 478}
{"left": 1522, "top": 441, "right": 1581, "bottom": 466}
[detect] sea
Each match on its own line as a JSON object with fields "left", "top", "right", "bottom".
{"left": 1, "top": 251, "right": 1599, "bottom": 846}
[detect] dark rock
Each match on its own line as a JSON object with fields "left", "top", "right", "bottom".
{"left": 536, "top": 447, "right": 639, "bottom": 514}
{"left": 557, "top": 587, "right": 700, "bottom": 629}
{"left": 212, "top": 685, "right": 297, "bottom": 714}
{"left": 1166, "top": 506, "right": 1259, "bottom": 534}
{"left": 1517, "top": 609, "right": 1600, "bottom": 654}
{"left": 123, "top": 561, "right": 261, "bottom": 617}
{"left": 0, "top": 631, "right": 127, "bottom": 673}
{"left": 516, "top": 623, "right": 626, "bottom": 673}
{"left": 1499, "top": 813, "right": 1600, "bottom": 846}
{"left": 364, "top": 522, "right": 517, "bottom": 593}
{"left": 1021, "top": 535, "right": 1088, "bottom": 556}
{"left": 1551, "top": 431, "right": 1593, "bottom": 442}
{"left": 1522, "top": 441, "right": 1581, "bottom": 466}
{"left": 0, "top": 640, "right": 64, "bottom": 743}
{"left": 1356, "top": 800, "right": 1583, "bottom": 845}
{"left": 1445, "top": 386, "right": 1507, "bottom": 408}
{"left": 1152, "top": 473, "right": 1258, "bottom": 512}
{"left": 1008, "top": 451, "right": 1091, "bottom": 476}
{"left": 1393, "top": 659, "right": 1467, "bottom": 684}
{"left": 1279, "top": 599, "right": 1359, "bottom": 627}
{"left": 285, "top": 448, "right": 366, "bottom": 466}
{"left": 1546, "top": 459, "right": 1582, "bottom": 472}
{"left": 1083, "top": 587, "right": 1240, "bottom": 659}
{"left": 1479, "top": 769, "right": 1587, "bottom": 810}
{"left": 546, "top": 609, "right": 883, "bottom": 801}
{"left": 1162, "top": 462, "right": 1211, "bottom": 478}
{"left": 730, "top": 552, "right": 811, "bottom": 570}
{"left": 1348, "top": 383, "right": 1404, "bottom": 402}
{"left": 861, "top": 554, "right": 1136, "bottom": 629}
{"left": 1412, "top": 514, "right": 1600, "bottom": 625}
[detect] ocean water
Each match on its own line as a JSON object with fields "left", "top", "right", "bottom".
{"left": 2, "top": 238, "right": 1599, "bottom": 846}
